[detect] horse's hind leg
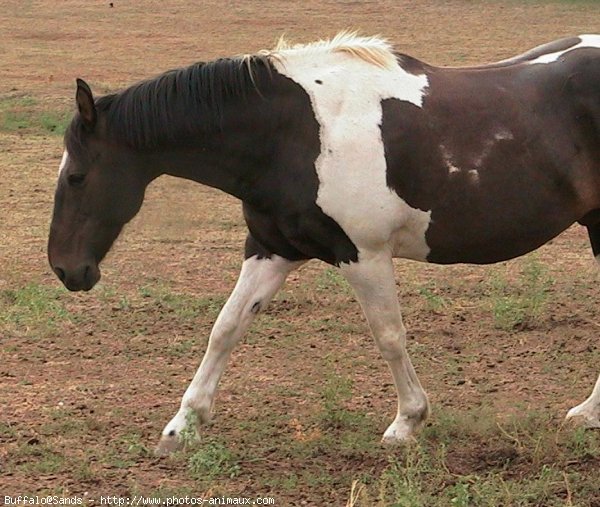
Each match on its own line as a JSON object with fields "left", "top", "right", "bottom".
{"left": 155, "top": 249, "right": 303, "bottom": 456}
{"left": 567, "top": 374, "right": 600, "bottom": 428}
{"left": 340, "top": 251, "right": 429, "bottom": 443}
{"left": 565, "top": 223, "right": 600, "bottom": 428}
{"left": 567, "top": 223, "right": 600, "bottom": 428}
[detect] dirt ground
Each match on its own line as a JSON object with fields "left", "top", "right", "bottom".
{"left": 1, "top": 1, "right": 600, "bottom": 505}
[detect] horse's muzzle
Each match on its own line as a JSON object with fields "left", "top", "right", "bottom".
{"left": 52, "top": 262, "right": 101, "bottom": 292}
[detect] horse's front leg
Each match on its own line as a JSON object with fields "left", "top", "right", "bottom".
{"left": 155, "top": 252, "right": 303, "bottom": 456}
{"left": 567, "top": 374, "right": 600, "bottom": 428}
{"left": 340, "top": 250, "right": 430, "bottom": 443}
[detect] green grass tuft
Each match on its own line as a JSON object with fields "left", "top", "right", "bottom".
{"left": 488, "top": 256, "right": 553, "bottom": 330}
{"left": 187, "top": 439, "right": 240, "bottom": 482}
{"left": 1, "top": 283, "right": 70, "bottom": 336}
{"left": 0, "top": 96, "right": 71, "bottom": 136}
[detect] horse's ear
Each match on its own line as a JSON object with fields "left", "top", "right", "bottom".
{"left": 75, "top": 78, "right": 97, "bottom": 129}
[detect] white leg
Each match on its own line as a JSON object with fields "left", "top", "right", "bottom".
{"left": 156, "top": 254, "right": 303, "bottom": 455}
{"left": 340, "top": 251, "right": 429, "bottom": 444}
{"left": 566, "top": 374, "right": 600, "bottom": 428}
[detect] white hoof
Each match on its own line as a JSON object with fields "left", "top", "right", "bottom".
{"left": 381, "top": 418, "right": 419, "bottom": 445}
{"left": 566, "top": 404, "right": 600, "bottom": 429}
{"left": 155, "top": 407, "right": 204, "bottom": 456}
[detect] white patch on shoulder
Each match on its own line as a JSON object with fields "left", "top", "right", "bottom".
{"left": 58, "top": 149, "right": 69, "bottom": 177}
{"left": 271, "top": 40, "right": 432, "bottom": 262}
{"left": 528, "top": 34, "right": 600, "bottom": 65}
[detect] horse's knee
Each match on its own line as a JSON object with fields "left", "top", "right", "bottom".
{"left": 376, "top": 327, "right": 408, "bottom": 360}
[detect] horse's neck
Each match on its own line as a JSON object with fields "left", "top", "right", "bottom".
{"left": 147, "top": 102, "right": 278, "bottom": 201}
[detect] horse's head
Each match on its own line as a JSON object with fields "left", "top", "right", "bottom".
{"left": 48, "top": 79, "right": 149, "bottom": 291}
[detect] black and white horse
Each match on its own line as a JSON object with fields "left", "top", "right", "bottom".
{"left": 48, "top": 33, "right": 600, "bottom": 454}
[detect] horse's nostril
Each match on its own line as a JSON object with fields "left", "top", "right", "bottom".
{"left": 82, "top": 264, "right": 99, "bottom": 290}
{"left": 54, "top": 266, "right": 66, "bottom": 282}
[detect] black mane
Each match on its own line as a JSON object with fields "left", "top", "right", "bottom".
{"left": 69, "top": 55, "right": 274, "bottom": 150}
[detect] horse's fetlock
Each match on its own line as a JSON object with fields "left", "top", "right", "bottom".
{"left": 401, "top": 394, "right": 430, "bottom": 423}
{"left": 412, "top": 398, "right": 430, "bottom": 422}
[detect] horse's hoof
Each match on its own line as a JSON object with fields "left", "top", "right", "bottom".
{"left": 566, "top": 402, "right": 600, "bottom": 429}
{"left": 381, "top": 421, "right": 417, "bottom": 446}
{"left": 566, "top": 409, "right": 600, "bottom": 429}
{"left": 381, "top": 433, "right": 416, "bottom": 446}
{"left": 154, "top": 434, "right": 181, "bottom": 457}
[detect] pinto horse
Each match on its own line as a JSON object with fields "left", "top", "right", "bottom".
{"left": 48, "top": 33, "right": 600, "bottom": 455}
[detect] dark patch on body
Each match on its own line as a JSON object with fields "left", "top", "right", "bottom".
{"left": 243, "top": 200, "right": 359, "bottom": 266}
{"left": 382, "top": 44, "right": 600, "bottom": 264}
{"left": 381, "top": 99, "right": 448, "bottom": 211}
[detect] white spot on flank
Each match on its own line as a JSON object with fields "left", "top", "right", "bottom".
{"left": 468, "top": 169, "right": 480, "bottom": 184}
{"left": 494, "top": 128, "right": 513, "bottom": 141}
{"left": 528, "top": 34, "right": 600, "bottom": 65}
{"left": 58, "top": 149, "right": 69, "bottom": 177}
{"left": 473, "top": 129, "right": 514, "bottom": 168}
{"left": 440, "top": 145, "right": 461, "bottom": 174}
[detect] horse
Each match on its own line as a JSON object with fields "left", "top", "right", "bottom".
{"left": 47, "top": 33, "right": 600, "bottom": 455}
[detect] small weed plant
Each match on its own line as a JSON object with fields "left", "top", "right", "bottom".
{"left": 187, "top": 440, "right": 240, "bottom": 482}
{"left": 488, "top": 256, "right": 553, "bottom": 330}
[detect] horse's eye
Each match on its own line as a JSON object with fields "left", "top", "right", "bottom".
{"left": 67, "top": 173, "right": 86, "bottom": 186}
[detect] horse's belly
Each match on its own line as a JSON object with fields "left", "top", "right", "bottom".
{"left": 421, "top": 212, "right": 576, "bottom": 265}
